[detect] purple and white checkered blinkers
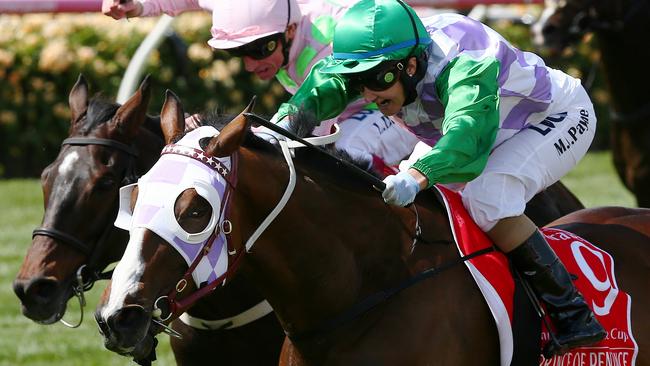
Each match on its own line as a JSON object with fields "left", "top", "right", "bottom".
{"left": 114, "top": 126, "right": 233, "bottom": 287}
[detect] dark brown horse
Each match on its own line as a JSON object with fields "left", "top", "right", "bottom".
{"left": 533, "top": 0, "right": 650, "bottom": 207}
{"left": 13, "top": 75, "right": 163, "bottom": 325}
{"left": 95, "top": 93, "right": 649, "bottom": 365}
{"left": 12, "top": 75, "right": 283, "bottom": 365}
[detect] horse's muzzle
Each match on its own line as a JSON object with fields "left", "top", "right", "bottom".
{"left": 96, "top": 304, "right": 153, "bottom": 357}
{"left": 13, "top": 276, "right": 68, "bottom": 323}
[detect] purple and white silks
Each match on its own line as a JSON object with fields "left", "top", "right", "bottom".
{"left": 396, "top": 13, "right": 579, "bottom": 149}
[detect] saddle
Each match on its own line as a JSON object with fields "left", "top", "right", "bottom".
{"left": 434, "top": 185, "right": 638, "bottom": 366}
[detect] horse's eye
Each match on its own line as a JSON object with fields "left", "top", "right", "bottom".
{"left": 175, "top": 192, "right": 213, "bottom": 233}
{"left": 188, "top": 207, "right": 209, "bottom": 219}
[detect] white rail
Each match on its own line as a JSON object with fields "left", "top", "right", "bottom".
{"left": 117, "top": 15, "right": 175, "bottom": 104}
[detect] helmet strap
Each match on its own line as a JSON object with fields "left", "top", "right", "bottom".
{"left": 280, "top": 33, "right": 293, "bottom": 67}
{"left": 281, "top": 0, "right": 292, "bottom": 67}
{"left": 400, "top": 51, "right": 428, "bottom": 106}
{"left": 395, "top": 0, "right": 426, "bottom": 106}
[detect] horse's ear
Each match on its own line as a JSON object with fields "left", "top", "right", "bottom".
{"left": 206, "top": 97, "right": 256, "bottom": 157}
{"left": 69, "top": 74, "right": 89, "bottom": 124}
{"left": 113, "top": 75, "right": 152, "bottom": 139}
{"left": 160, "top": 89, "right": 185, "bottom": 145}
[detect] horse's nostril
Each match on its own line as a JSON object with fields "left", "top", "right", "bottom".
{"left": 108, "top": 306, "right": 148, "bottom": 333}
{"left": 25, "top": 278, "right": 59, "bottom": 303}
{"left": 12, "top": 280, "right": 27, "bottom": 302}
{"left": 21, "top": 278, "right": 60, "bottom": 304}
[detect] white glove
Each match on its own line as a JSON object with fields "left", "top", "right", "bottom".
{"left": 252, "top": 116, "right": 291, "bottom": 143}
{"left": 382, "top": 171, "right": 420, "bottom": 206}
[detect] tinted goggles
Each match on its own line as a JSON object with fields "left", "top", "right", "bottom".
{"left": 348, "top": 60, "right": 405, "bottom": 92}
{"left": 226, "top": 33, "right": 283, "bottom": 60}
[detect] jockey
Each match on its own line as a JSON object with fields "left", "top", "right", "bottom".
{"left": 101, "top": 0, "right": 419, "bottom": 171}
{"left": 271, "top": 0, "right": 606, "bottom": 355}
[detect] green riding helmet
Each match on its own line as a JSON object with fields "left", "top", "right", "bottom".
{"left": 320, "top": 0, "right": 432, "bottom": 74}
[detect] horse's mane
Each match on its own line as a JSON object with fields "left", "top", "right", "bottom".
{"left": 79, "top": 95, "right": 164, "bottom": 140}
{"left": 82, "top": 96, "right": 119, "bottom": 133}
{"left": 192, "top": 108, "right": 382, "bottom": 189}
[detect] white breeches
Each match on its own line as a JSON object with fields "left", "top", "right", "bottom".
{"left": 462, "top": 86, "right": 596, "bottom": 231}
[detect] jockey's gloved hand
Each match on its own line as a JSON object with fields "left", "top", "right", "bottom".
{"left": 382, "top": 171, "right": 420, "bottom": 206}
{"left": 253, "top": 115, "right": 291, "bottom": 144}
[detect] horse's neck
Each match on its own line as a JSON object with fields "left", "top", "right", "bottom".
{"left": 235, "top": 149, "right": 455, "bottom": 348}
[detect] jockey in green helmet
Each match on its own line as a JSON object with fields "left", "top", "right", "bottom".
{"left": 273, "top": 0, "right": 606, "bottom": 357}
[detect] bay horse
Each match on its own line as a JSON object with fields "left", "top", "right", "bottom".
{"left": 95, "top": 93, "right": 649, "bottom": 365}
{"left": 533, "top": 0, "right": 650, "bottom": 207}
{"left": 12, "top": 75, "right": 283, "bottom": 365}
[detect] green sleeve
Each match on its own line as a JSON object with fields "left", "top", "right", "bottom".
{"left": 275, "top": 56, "right": 360, "bottom": 122}
{"left": 411, "top": 55, "right": 500, "bottom": 187}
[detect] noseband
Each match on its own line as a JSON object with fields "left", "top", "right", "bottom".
{"left": 32, "top": 137, "right": 139, "bottom": 327}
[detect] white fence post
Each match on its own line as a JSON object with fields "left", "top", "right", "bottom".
{"left": 117, "top": 15, "right": 175, "bottom": 103}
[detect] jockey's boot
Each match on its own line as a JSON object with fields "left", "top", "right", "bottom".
{"left": 508, "top": 230, "right": 606, "bottom": 357}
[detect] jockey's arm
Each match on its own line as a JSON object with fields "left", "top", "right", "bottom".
{"left": 274, "top": 57, "right": 360, "bottom": 124}
{"left": 139, "top": 0, "right": 204, "bottom": 17}
{"left": 411, "top": 55, "right": 500, "bottom": 188}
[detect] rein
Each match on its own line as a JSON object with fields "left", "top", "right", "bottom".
{"left": 244, "top": 113, "right": 386, "bottom": 191}
{"left": 32, "top": 136, "right": 139, "bottom": 327}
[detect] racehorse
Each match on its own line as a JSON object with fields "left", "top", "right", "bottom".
{"left": 533, "top": 0, "right": 650, "bottom": 207}
{"left": 95, "top": 93, "right": 649, "bottom": 365}
{"left": 12, "top": 75, "right": 284, "bottom": 365}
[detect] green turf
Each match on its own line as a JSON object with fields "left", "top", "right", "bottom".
{"left": 0, "top": 152, "right": 636, "bottom": 365}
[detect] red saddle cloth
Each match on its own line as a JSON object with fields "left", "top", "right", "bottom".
{"left": 434, "top": 185, "right": 639, "bottom": 366}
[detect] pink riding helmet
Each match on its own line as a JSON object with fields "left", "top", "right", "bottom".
{"left": 208, "top": 0, "right": 302, "bottom": 49}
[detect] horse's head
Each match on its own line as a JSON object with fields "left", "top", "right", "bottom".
{"left": 532, "top": 0, "right": 627, "bottom": 54}
{"left": 13, "top": 74, "right": 162, "bottom": 325}
{"left": 95, "top": 91, "right": 256, "bottom": 361}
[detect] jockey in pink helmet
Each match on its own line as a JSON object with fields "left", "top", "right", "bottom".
{"left": 102, "top": 0, "right": 419, "bottom": 171}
